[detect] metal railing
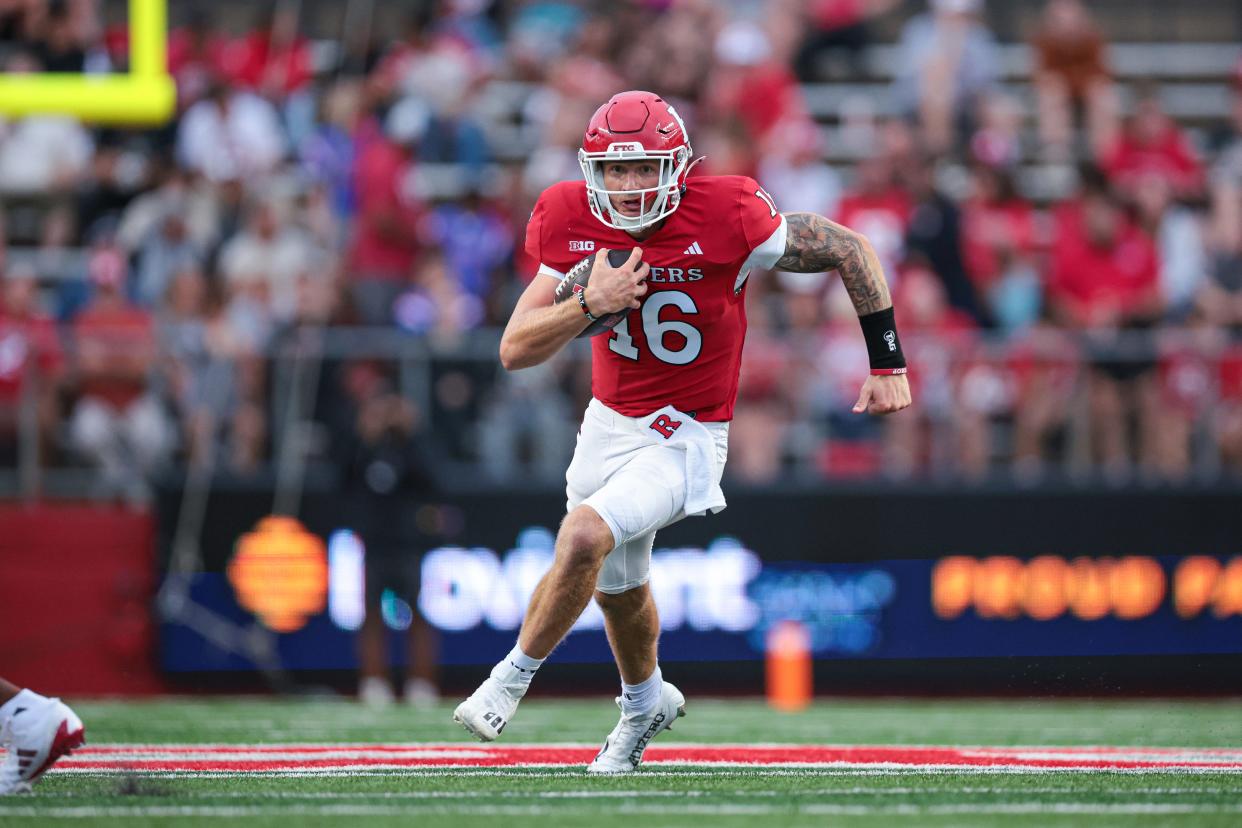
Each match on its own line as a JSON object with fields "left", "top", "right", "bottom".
{"left": 2, "top": 324, "right": 1241, "bottom": 501}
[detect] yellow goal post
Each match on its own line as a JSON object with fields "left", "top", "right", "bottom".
{"left": 0, "top": 0, "right": 175, "bottom": 125}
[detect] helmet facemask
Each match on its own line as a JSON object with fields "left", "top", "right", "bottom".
{"left": 578, "top": 144, "right": 690, "bottom": 231}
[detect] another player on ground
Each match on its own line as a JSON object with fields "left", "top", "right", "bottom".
{"left": 0, "top": 677, "right": 85, "bottom": 794}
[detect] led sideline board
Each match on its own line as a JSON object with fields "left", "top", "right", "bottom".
{"left": 159, "top": 523, "right": 1242, "bottom": 673}
{"left": 0, "top": 0, "right": 175, "bottom": 124}
{"left": 154, "top": 488, "right": 1242, "bottom": 675}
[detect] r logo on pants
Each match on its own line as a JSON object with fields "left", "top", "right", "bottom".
{"left": 649, "top": 414, "right": 682, "bottom": 439}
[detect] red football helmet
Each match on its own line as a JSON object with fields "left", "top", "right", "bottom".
{"left": 578, "top": 91, "right": 693, "bottom": 231}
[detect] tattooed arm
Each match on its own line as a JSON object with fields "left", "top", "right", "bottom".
{"left": 775, "top": 212, "right": 911, "bottom": 415}
{"left": 774, "top": 212, "right": 892, "bottom": 316}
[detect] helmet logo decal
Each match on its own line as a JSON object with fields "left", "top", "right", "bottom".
{"left": 579, "top": 92, "right": 693, "bottom": 231}
{"left": 664, "top": 104, "right": 687, "bottom": 141}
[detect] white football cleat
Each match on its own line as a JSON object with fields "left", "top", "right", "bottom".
{"left": 587, "top": 681, "right": 685, "bottom": 774}
{"left": 1, "top": 697, "right": 86, "bottom": 794}
{"left": 452, "top": 677, "right": 521, "bottom": 742}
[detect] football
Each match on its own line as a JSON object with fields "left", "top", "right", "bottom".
{"left": 553, "top": 248, "right": 636, "bottom": 338}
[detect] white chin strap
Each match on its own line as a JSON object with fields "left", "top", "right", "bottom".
{"left": 578, "top": 148, "right": 689, "bottom": 231}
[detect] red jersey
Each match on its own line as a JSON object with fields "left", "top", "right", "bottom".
{"left": 1048, "top": 205, "right": 1159, "bottom": 325}
{"left": 0, "top": 312, "right": 62, "bottom": 403}
{"left": 835, "top": 189, "right": 912, "bottom": 279}
{"left": 1102, "top": 126, "right": 1203, "bottom": 196}
{"left": 74, "top": 305, "right": 155, "bottom": 410}
{"left": 526, "top": 175, "right": 786, "bottom": 421}
{"left": 349, "top": 137, "right": 421, "bottom": 280}
{"left": 960, "top": 197, "right": 1037, "bottom": 289}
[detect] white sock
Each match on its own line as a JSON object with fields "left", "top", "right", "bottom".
{"left": 0, "top": 688, "right": 45, "bottom": 722}
{"left": 620, "top": 666, "right": 663, "bottom": 715}
{"left": 489, "top": 645, "right": 544, "bottom": 695}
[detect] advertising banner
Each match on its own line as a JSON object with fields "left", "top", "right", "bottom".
{"left": 156, "top": 488, "right": 1242, "bottom": 676}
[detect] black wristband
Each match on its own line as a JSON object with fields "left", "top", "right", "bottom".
{"left": 858, "top": 307, "right": 906, "bottom": 371}
{"left": 576, "top": 286, "right": 598, "bottom": 322}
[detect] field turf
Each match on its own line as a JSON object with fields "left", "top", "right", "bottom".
{"left": 2, "top": 696, "right": 1240, "bottom": 826}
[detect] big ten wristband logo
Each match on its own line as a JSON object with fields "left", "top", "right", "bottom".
{"left": 884, "top": 331, "right": 896, "bottom": 352}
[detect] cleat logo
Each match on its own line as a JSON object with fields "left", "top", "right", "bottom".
{"left": 627, "top": 711, "right": 666, "bottom": 767}
{"left": 482, "top": 712, "right": 507, "bottom": 734}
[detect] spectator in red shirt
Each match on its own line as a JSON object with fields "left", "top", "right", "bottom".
{"left": 227, "top": 6, "right": 317, "bottom": 150}
{"left": 166, "top": 9, "right": 231, "bottom": 112}
{"left": 0, "top": 263, "right": 63, "bottom": 468}
{"left": 1049, "top": 189, "right": 1161, "bottom": 329}
{"left": 960, "top": 162, "right": 1041, "bottom": 330}
{"left": 705, "top": 21, "right": 809, "bottom": 150}
{"left": 228, "top": 7, "right": 313, "bottom": 102}
{"left": 836, "top": 155, "right": 913, "bottom": 286}
{"left": 1101, "top": 89, "right": 1204, "bottom": 201}
{"left": 1216, "top": 343, "right": 1242, "bottom": 474}
{"left": 1048, "top": 178, "right": 1163, "bottom": 476}
{"left": 67, "top": 246, "right": 175, "bottom": 499}
{"left": 348, "top": 101, "right": 425, "bottom": 325}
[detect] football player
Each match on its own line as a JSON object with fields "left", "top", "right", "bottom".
{"left": 0, "top": 678, "right": 85, "bottom": 793}
{"left": 455, "top": 91, "right": 910, "bottom": 771}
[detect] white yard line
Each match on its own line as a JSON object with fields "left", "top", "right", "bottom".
{"left": 3, "top": 803, "right": 1242, "bottom": 818}
{"left": 39, "top": 786, "right": 1238, "bottom": 799}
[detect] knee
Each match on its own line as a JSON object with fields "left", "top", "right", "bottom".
{"left": 555, "top": 507, "right": 614, "bottom": 571}
{"left": 595, "top": 584, "right": 648, "bottom": 615}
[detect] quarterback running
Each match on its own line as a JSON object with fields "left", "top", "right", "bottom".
{"left": 455, "top": 90, "right": 911, "bottom": 772}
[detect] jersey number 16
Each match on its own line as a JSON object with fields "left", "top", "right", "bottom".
{"left": 608, "top": 290, "right": 701, "bottom": 365}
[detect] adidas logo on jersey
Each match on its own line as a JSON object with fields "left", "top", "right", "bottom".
{"left": 683, "top": 241, "right": 703, "bottom": 255}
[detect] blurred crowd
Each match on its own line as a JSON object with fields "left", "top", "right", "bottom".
{"left": 1, "top": 0, "right": 1242, "bottom": 495}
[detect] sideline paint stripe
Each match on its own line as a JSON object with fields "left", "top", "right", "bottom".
{"left": 47, "top": 766, "right": 1242, "bottom": 779}
{"left": 75, "top": 742, "right": 1242, "bottom": 756}
{"left": 50, "top": 743, "right": 1242, "bottom": 773}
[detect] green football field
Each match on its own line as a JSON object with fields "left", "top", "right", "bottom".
{"left": 3, "top": 696, "right": 1241, "bottom": 826}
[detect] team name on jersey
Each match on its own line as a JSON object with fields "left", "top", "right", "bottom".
{"left": 646, "top": 266, "right": 704, "bottom": 283}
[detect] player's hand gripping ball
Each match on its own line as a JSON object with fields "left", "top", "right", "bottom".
{"left": 554, "top": 248, "right": 644, "bottom": 338}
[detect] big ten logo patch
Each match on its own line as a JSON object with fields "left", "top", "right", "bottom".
{"left": 649, "top": 414, "right": 683, "bottom": 439}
